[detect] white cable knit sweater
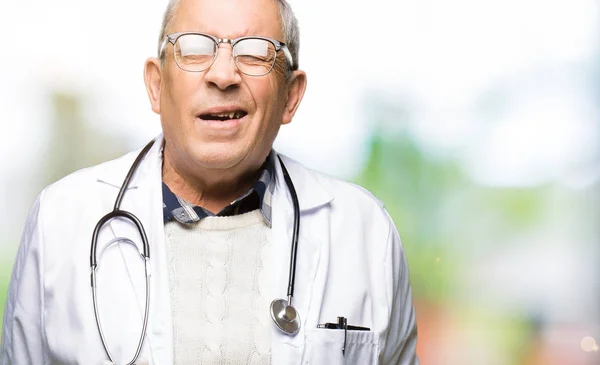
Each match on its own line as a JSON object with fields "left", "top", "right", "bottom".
{"left": 164, "top": 210, "right": 272, "bottom": 365}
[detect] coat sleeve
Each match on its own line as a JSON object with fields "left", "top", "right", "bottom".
{"left": 380, "top": 209, "right": 419, "bottom": 365}
{"left": 1, "top": 192, "right": 48, "bottom": 365}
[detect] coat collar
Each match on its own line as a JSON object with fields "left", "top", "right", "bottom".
{"left": 273, "top": 153, "right": 333, "bottom": 212}
{"left": 95, "top": 134, "right": 334, "bottom": 214}
{"left": 95, "top": 135, "right": 163, "bottom": 191}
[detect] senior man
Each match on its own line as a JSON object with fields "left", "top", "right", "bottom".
{"left": 1, "top": 0, "right": 419, "bottom": 364}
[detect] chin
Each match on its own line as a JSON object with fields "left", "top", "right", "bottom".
{"left": 189, "top": 143, "right": 249, "bottom": 170}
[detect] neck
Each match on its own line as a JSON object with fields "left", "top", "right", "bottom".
{"left": 162, "top": 151, "right": 264, "bottom": 214}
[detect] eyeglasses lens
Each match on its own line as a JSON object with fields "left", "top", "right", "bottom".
{"left": 233, "top": 39, "right": 277, "bottom": 76}
{"left": 174, "top": 35, "right": 277, "bottom": 76}
{"left": 174, "top": 34, "right": 217, "bottom": 72}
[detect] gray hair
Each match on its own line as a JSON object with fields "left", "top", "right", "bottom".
{"left": 157, "top": 0, "right": 300, "bottom": 71}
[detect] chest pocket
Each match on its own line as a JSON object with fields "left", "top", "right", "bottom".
{"left": 304, "top": 328, "right": 379, "bottom": 365}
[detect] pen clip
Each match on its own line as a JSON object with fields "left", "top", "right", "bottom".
{"left": 340, "top": 316, "right": 348, "bottom": 356}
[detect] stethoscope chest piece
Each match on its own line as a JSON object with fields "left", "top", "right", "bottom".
{"left": 270, "top": 298, "right": 301, "bottom": 335}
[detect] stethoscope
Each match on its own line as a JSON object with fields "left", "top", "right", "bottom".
{"left": 90, "top": 139, "right": 302, "bottom": 364}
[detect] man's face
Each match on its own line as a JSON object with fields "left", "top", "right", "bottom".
{"left": 148, "top": 0, "right": 303, "bottom": 175}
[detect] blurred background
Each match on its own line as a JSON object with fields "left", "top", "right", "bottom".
{"left": 0, "top": 0, "right": 598, "bottom": 363}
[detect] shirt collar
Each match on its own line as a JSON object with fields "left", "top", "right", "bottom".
{"left": 162, "top": 151, "right": 276, "bottom": 227}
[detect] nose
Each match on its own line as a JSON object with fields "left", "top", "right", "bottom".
{"left": 203, "top": 44, "right": 242, "bottom": 91}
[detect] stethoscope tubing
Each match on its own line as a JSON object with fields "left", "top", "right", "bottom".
{"left": 90, "top": 210, "right": 150, "bottom": 267}
{"left": 277, "top": 155, "right": 300, "bottom": 301}
{"left": 91, "top": 260, "right": 150, "bottom": 365}
{"left": 112, "top": 140, "right": 156, "bottom": 212}
{"left": 90, "top": 140, "right": 154, "bottom": 364}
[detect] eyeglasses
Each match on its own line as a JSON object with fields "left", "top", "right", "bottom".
{"left": 160, "top": 32, "right": 294, "bottom": 77}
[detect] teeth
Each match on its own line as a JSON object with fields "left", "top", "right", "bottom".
{"left": 212, "top": 112, "right": 240, "bottom": 118}
{"left": 203, "top": 111, "right": 245, "bottom": 120}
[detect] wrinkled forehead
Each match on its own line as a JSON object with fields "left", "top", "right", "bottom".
{"left": 170, "top": 0, "right": 283, "bottom": 41}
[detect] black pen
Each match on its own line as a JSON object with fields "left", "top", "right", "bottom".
{"left": 316, "top": 321, "right": 370, "bottom": 331}
{"left": 317, "top": 316, "right": 371, "bottom": 356}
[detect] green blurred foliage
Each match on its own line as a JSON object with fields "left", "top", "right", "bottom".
{"left": 354, "top": 131, "right": 466, "bottom": 302}
{"left": 351, "top": 114, "right": 571, "bottom": 363}
{"left": 353, "top": 127, "right": 549, "bottom": 304}
{"left": 0, "top": 251, "right": 15, "bottom": 340}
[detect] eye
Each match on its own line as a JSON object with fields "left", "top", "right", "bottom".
{"left": 236, "top": 54, "right": 272, "bottom": 63}
{"left": 232, "top": 38, "right": 278, "bottom": 76}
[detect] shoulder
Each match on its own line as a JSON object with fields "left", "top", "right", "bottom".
{"left": 38, "top": 148, "right": 141, "bottom": 212}
{"left": 278, "top": 154, "right": 385, "bottom": 206}
{"left": 277, "top": 154, "right": 392, "bottom": 229}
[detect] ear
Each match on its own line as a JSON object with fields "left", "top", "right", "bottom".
{"left": 144, "top": 57, "right": 162, "bottom": 114}
{"left": 281, "top": 70, "right": 307, "bottom": 125}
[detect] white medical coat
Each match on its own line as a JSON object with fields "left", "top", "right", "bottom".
{"left": 1, "top": 136, "right": 419, "bottom": 364}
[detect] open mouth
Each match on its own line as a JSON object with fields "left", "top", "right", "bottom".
{"left": 199, "top": 110, "right": 248, "bottom": 121}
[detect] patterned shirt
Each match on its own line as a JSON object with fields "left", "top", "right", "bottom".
{"left": 162, "top": 152, "right": 276, "bottom": 227}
